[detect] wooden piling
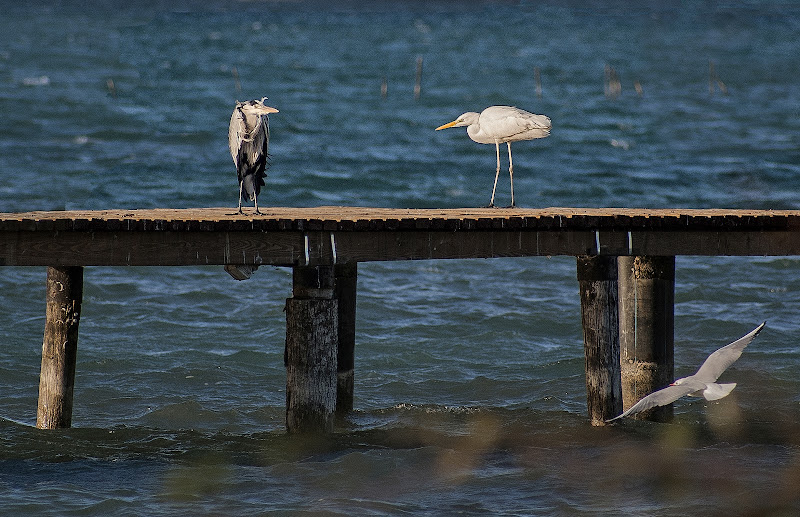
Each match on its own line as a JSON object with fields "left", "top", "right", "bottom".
{"left": 577, "top": 256, "right": 622, "bottom": 425}
{"left": 334, "top": 262, "right": 357, "bottom": 415}
{"left": 285, "top": 265, "right": 338, "bottom": 433}
{"left": 37, "top": 266, "right": 84, "bottom": 429}
{"left": 618, "top": 256, "right": 675, "bottom": 422}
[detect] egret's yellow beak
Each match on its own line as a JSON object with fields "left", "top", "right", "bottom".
{"left": 435, "top": 119, "right": 459, "bottom": 130}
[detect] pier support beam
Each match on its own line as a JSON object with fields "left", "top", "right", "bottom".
{"left": 334, "top": 262, "right": 357, "bottom": 416}
{"left": 285, "top": 265, "right": 338, "bottom": 433}
{"left": 577, "top": 256, "right": 622, "bottom": 425}
{"left": 37, "top": 266, "right": 84, "bottom": 429}
{"left": 618, "top": 256, "right": 675, "bottom": 422}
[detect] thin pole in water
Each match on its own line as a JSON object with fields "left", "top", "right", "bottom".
{"left": 604, "top": 64, "right": 621, "bottom": 99}
{"left": 709, "top": 60, "right": 728, "bottom": 95}
{"left": 106, "top": 78, "right": 117, "bottom": 98}
{"left": 232, "top": 66, "right": 242, "bottom": 94}
{"left": 414, "top": 56, "right": 423, "bottom": 101}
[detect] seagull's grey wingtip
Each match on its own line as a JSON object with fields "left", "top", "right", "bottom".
{"left": 604, "top": 412, "right": 626, "bottom": 424}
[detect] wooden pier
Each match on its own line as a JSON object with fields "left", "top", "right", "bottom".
{"left": 2, "top": 206, "right": 798, "bottom": 430}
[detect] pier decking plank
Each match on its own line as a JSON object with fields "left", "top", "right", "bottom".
{"left": 0, "top": 207, "right": 798, "bottom": 267}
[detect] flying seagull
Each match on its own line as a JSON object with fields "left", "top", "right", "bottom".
{"left": 228, "top": 97, "right": 279, "bottom": 215}
{"left": 435, "top": 106, "right": 551, "bottom": 207}
{"left": 606, "top": 322, "right": 766, "bottom": 423}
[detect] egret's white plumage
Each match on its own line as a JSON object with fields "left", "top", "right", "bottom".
{"left": 228, "top": 98, "right": 279, "bottom": 215}
{"left": 606, "top": 322, "right": 766, "bottom": 423}
{"left": 436, "top": 106, "right": 551, "bottom": 207}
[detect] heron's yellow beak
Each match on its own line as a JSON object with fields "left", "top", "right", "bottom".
{"left": 435, "top": 119, "right": 459, "bottom": 130}
{"left": 262, "top": 106, "right": 279, "bottom": 114}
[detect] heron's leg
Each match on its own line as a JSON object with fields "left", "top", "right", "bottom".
{"left": 237, "top": 181, "right": 244, "bottom": 215}
{"left": 507, "top": 142, "right": 515, "bottom": 208}
{"left": 254, "top": 192, "right": 262, "bottom": 215}
{"left": 488, "top": 141, "right": 501, "bottom": 207}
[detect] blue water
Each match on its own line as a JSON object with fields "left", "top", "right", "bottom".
{"left": 2, "top": 1, "right": 800, "bottom": 515}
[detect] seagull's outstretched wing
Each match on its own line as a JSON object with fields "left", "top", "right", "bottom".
{"left": 693, "top": 322, "right": 766, "bottom": 383}
{"left": 606, "top": 322, "right": 766, "bottom": 423}
{"left": 606, "top": 384, "right": 698, "bottom": 423}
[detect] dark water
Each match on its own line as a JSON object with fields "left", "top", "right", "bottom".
{"left": 2, "top": 1, "right": 800, "bottom": 515}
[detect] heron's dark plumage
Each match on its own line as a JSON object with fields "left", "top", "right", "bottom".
{"left": 236, "top": 131, "right": 267, "bottom": 201}
{"left": 228, "top": 98, "right": 277, "bottom": 214}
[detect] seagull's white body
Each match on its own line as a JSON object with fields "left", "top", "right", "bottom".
{"left": 606, "top": 322, "right": 766, "bottom": 423}
{"left": 436, "top": 106, "right": 551, "bottom": 207}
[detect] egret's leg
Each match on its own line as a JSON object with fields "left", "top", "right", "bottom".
{"left": 237, "top": 181, "right": 244, "bottom": 215}
{"left": 507, "top": 142, "right": 515, "bottom": 208}
{"left": 489, "top": 141, "right": 501, "bottom": 207}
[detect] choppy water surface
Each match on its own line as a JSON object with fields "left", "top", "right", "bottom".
{"left": 2, "top": 1, "right": 800, "bottom": 515}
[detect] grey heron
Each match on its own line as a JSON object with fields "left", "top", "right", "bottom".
{"left": 228, "top": 97, "right": 279, "bottom": 215}
{"left": 436, "top": 106, "right": 551, "bottom": 207}
{"left": 606, "top": 322, "right": 766, "bottom": 423}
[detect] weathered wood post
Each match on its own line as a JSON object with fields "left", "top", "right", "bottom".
{"left": 285, "top": 265, "right": 338, "bottom": 433}
{"left": 334, "top": 262, "right": 357, "bottom": 416}
{"left": 577, "top": 256, "right": 622, "bottom": 426}
{"left": 37, "top": 266, "right": 84, "bottom": 429}
{"left": 618, "top": 256, "right": 675, "bottom": 422}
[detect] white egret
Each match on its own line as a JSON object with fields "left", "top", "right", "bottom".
{"left": 606, "top": 322, "right": 766, "bottom": 423}
{"left": 228, "top": 98, "right": 279, "bottom": 215}
{"left": 436, "top": 106, "right": 551, "bottom": 207}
